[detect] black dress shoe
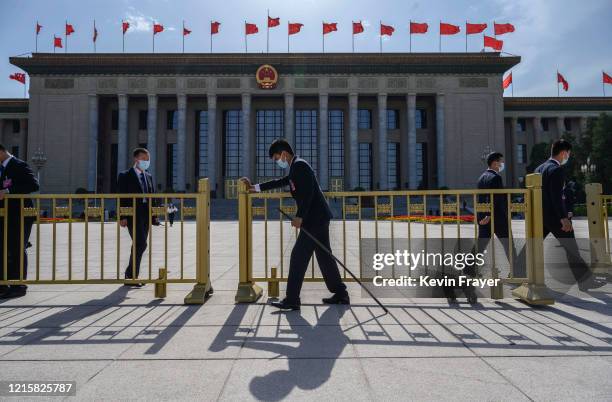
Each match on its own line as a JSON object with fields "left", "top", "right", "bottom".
{"left": 322, "top": 293, "right": 350, "bottom": 305}
{"left": 123, "top": 282, "right": 145, "bottom": 288}
{"left": 578, "top": 278, "right": 607, "bottom": 292}
{"left": 270, "top": 299, "right": 301, "bottom": 311}
{"left": 0, "top": 286, "right": 27, "bottom": 299}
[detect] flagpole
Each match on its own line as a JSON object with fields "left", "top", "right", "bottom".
{"left": 93, "top": 20, "right": 96, "bottom": 53}
{"left": 35, "top": 21, "right": 38, "bottom": 53}
{"left": 210, "top": 21, "right": 213, "bottom": 53}
{"left": 322, "top": 21, "right": 324, "bottom": 53}
{"left": 465, "top": 21, "right": 467, "bottom": 52}
{"left": 65, "top": 20, "right": 68, "bottom": 53}
{"left": 53, "top": 35, "right": 56, "bottom": 54}
{"left": 557, "top": 69, "right": 559, "bottom": 97}
{"left": 244, "top": 21, "right": 247, "bottom": 53}
{"left": 603, "top": 71, "right": 606, "bottom": 97}
{"left": 379, "top": 21, "right": 382, "bottom": 54}
{"left": 122, "top": 20, "right": 125, "bottom": 53}
{"left": 24, "top": 76, "right": 26, "bottom": 99}
{"left": 287, "top": 23, "right": 290, "bottom": 53}
{"left": 152, "top": 21, "right": 155, "bottom": 53}
{"left": 351, "top": 21, "right": 354, "bottom": 53}
{"left": 182, "top": 21, "right": 185, "bottom": 53}
{"left": 267, "top": 10, "right": 269, "bottom": 53}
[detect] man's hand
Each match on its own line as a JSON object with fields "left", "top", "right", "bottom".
{"left": 0, "top": 190, "right": 5, "bottom": 201}
{"left": 478, "top": 215, "right": 491, "bottom": 226}
{"left": 120, "top": 219, "right": 128, "bottom": 227}
{"left": 239, "top": 177, "right": 257, "bottom": 193}
{"left": 560, "top": 218, "right": 573, "bottom": 232}
{"left": 291, "top": 217, "right": 303, "bottom": 229}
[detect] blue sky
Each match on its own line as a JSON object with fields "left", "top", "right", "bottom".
{"left": 1, "top": 0, "right": 611, "bottom": 98}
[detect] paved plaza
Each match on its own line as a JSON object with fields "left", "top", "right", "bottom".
{"left": 0, "top": 218, "right": 610, "bottom": 401}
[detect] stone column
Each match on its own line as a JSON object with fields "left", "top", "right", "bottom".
{"left": 284, "top": 93, "right": 295, "bottom": 148}
{"left": 377, "top": 93, "right": 388, "bottom": 190}
{"left": 87, "top": 94, "right": 98, "bottom": 192}
{"left": 348, "top": 93, "right": 359, "bottom": 190}
{"left": 556, "top": 116, "right": 565, "bottom": 139}
{"left": 407, "top": 93, "right": 417, "bottom": 189}
{"left": 241, "top": 93, "right": 252, "bottom": 178}
{"left": 510, "top": 117, "right": 518, "bottom": 187}
{"left": 533, "top": 116, "right": 543, "bottom": 144}
{"left": 579, "top": 116, "right": 588, "bottom": 138}
{"left": 19, "top": 118, "right": 28, "bottom": 161}
{"left": 207, "top": 94, "right": 217, "bottom": 194}
{"left": 318, "top": 93, "right": 329, "bottom": 190}
{"left": 117, "top": 94, "right": 129, "bottom": 173}
{"left": 435, "top": 93, "right": 445, "bottom": 188}
{"left": 176, "top": 93, "right": 187, "bottom": 192}
{"left": 146, "top": 94, "right": 158, "bottom": 179}
{"left": 0, "top": 119, "right": 4, "bottom": 146}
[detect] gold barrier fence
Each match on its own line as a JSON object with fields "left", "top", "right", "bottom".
{"left": 585, "top": 183, "right": 612, "bottom": 274}
{"left": 236, "top": 173, "right": 554, "bottom": 305}
{"left": 0, "top": 178, "right": 212, "bottom": 304}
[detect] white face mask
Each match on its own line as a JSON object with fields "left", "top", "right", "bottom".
{"left": 276, "top": 154, "right": 289, "bottom": 169}
{"left": 498, "top": 162, "right": 505, "bottom": 172}
{"left": 137, "top": 160, "right": 150, "bottom": 171}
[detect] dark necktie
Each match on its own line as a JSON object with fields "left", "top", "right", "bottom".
{"left": 140, "top": 173, "right": 149, "bottom": 204}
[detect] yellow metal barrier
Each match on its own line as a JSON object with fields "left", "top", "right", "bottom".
{"left": 585, "top": 183, "right": 612, "bottom": 275}
{"left": 236, "top": 173, "right": 554, "bottom": 305}
{"left": 0, "top": 178, "right": 212, "bottom": 304}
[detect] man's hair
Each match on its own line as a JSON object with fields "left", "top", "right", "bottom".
{"left": 0, "top": 144, "right": 6, "bottom": 152}
{"left": 551, "top": 139, "right": 572, "bottom": 156}
{"left": 133, "top": 147, "right": 149, "bottom": 158}
{"left": 486, "top": 152, "right": 504, "bottom": 167}
{"left": 268, "top": 138, "right": 294, "bottom": 158}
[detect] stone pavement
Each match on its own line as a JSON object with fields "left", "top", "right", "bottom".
{"left": 0, "top": 220, "right": 610, "bottom": 401}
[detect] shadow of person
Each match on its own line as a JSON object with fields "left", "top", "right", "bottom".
{"left": 247, "top": 305, "right": 349, "bottom": 401}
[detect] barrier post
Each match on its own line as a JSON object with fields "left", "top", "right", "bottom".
{"left": 268, "top": 266, "right": 279, "bottom": 298}
{"left": 512, "top": 173, "right": 554, "bottom": 305}
{"left": 235, "top": 180, "right": 263, "bottom": 302}
{"left": 155, "top": 267, "right": 167, "bottom": 298}
{"left": 184, "top": 178, "right": 213, "bottom": 304}
{"left": 585, "top": 183, "right": 611, "bottom": 275}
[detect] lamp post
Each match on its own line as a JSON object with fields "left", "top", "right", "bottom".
{"left": 580, "top": 157, "right": 596, "bottom": 183}
{"left": 31, "top": 148, "right": 47, "bottom": 189}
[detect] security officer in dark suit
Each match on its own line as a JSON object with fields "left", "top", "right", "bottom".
{"left": 117, "top": 147, "right": 157, "bottom": 287}
{"left": 0, "top": 144, "right": 39, "bottom": 299}
{"left": 241, "top": 139, "right": 349, "bottom": 310}
{"left": 535, "top": 139, "right": 604, "bottom": 291}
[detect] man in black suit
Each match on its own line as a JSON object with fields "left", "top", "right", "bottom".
{"left": 241, "top": 139, "right": 349, "bottom": 310}
{"left": 535, "top": 139, "right": 604, "bottom": 291}
{"left": 117, "top": 148, "right": 157, "bottom": 287}
{"left": 0, "top": 144, "right": 39, "bottom": 299}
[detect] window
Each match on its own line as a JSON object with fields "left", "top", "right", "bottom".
{"left": 564, "top": 118, "right": 572, "bottom": 132}
{"left": 12, "top": 120, "right": 20, "bottom": 133}
{"left": 387, "top": 142, "right": 400, "bottom": 190}
{"left": 358, "top": 142, "right": 372, "bottom": 190}
{"left": 111, "top": 110, "right": 118, "bottom": 130}
{"left": 516, "top": 118, "right": 526, "bottom": 132}
{"left": 223, "top": 110, "right": 242, "bottom": 179}
{"left": 138, "top": 110, "right": 148, "bottom": 130}
{"left": 416, "top": 108, "right": 427, "bottom": 129}
{"left": 328, "top": 110, "right": 344, "bottom": 180}
{"left": 295, "top": 110, "right": 318, "bottom": 175}
{"left": 256, "top": 110, "right": 284, "bottom": 180}
{"left": 517, "top": 144, "right": 527, "bottom": 164}
{"left": 197, "top": 111, "right": 208, "bottom": 178}
{"left": 166, "top": 110, "right": 178, "bottom": 130}
{"left": 416, "top": 142, "right": 427, "bottom": 189}
{"left": 387, "top": 110, "right": 399, "bottom": 130}
{"left": 358, "top": 109, "right": 371, "bottom": 129}
{"left": 167, "top": 143, "right": 177, "bottom": 190}
{"left": 541, "top": 118, "right": 549, "bottom": 132}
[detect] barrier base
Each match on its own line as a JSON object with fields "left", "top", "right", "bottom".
{"left": 184, "top": 282, "right": 213, "bottom": 305}
{"left": 512, "top": 283, "right": 554, "bottom": 305}
{"left": 235, "top": 282, "right": 263, "bottom": 303}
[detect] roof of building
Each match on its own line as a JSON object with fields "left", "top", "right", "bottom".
{"left": 504, "top": 97, "right": 612, "bottom": 111}
{"left": 0, "top": 99, "right": 28, "bottom": 114}
{"left": 10, "top": 52, "right": 520, "bottom": 75}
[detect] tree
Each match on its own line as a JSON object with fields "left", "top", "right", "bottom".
{"left": 589, "top": 113, "right": 612, "bottom": 193}
{"left": 526, "top": 142, "right": 549, "bottom": 173}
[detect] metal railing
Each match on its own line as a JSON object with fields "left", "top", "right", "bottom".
{"left": 585, "top": 183, "right": 612, "bottom": 274}
{"left": 0, "top": 178, "right": 212, "bottom": 304}
{"left": 235, "top": 173, "right": 554, "bottom": 305}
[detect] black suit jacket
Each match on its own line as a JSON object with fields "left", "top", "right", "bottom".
{"left": 117, "top": 168, "right": 156, "bottom": 219}
{"left": 259, "top": 156, "right": 332, "bottom": 227}
{"left": 1, "top": 157, "right": 39, "bottom": 221}
{"left": 535, "top": 159, "right": 567, "bottom": 228}
{"left": 477, "top": 169, "right": 508, "bottom": 234}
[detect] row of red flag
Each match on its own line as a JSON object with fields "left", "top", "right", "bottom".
{"left": 37, "top": 20, "right": 515, "bottom": 51}
{"left": 502, "top": 71, "right": 612, "bottom": 92}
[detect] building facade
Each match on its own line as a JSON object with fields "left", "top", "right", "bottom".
{"left": 3, "top": 53, "right": 611, "bottom": 196}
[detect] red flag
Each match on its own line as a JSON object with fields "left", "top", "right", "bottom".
{"left": 603, "top": 72, "right": 612, "bottom": 85}
{"left": 353, "top": 21, "right": 364, "bottom": 34}
{"left": 9, "top": 73, "right": 26, "bottom": 84}
{"left": 323, "top": 22, "right": 337, "bottom": 35}
{"left": 183, "top": 27, "right": 191, "bottom": 36}
{"left": 288, "top": 22, "right": 303, "bottom": 35}
{"left": 557, "top": 72, "right": 569, "bottom": 91}
{"left": 153, "top": 23, "right": 164, "bottom": 34}
{"left": 36, "top": 23, "right": 42, "bottom": 34}
{"left": 410, "top": 22, "right": 428, "bottom": 34}
{"left": 484, "top": 35, "right": 503, "bottom": 51}
{"left": 211, "top": 21, "right": 220, "bottom": 34}
{"left": 380, "top": 23, "right": 394, "bottom": 36}
{"left": 54, "top": 36, "right": 63, "bottom": 48}
{"left": 245, "top": 23, "right": 258, "bottom": 35}
{"left": 494, "top": 23, "right": 515, "bottom": 35}
{"left": 466, "top": 22, "right": 487, "bottom": 35}
{"left": 440, "top": 22, "right": 460, "bottom": 35}
{"left": 122, "top": 21, "right": 130, "bottom": 34}
{"left": 65, "top": 23, "right": 75, "bottom": 35}
{"left": 93, "top": 27, "right": 98, "bottom": 42}
{"left": 502, "top": 72, "right": 512, "bottom": 89}
{"left": 268, "top": 16, "right": 280, "bottom": 28}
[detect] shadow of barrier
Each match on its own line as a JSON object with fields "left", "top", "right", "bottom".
{"left": 235, "top": 173, "right": 556, "bottom": 306}
{"left": 0, "top": 178, "right": 212, "bottom": 304}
